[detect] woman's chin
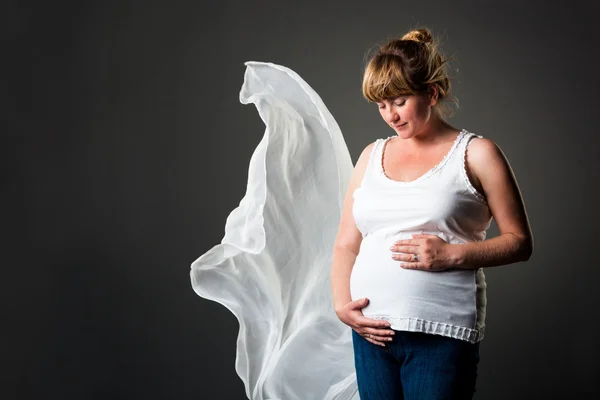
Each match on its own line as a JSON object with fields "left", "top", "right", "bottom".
{"left": 396, "top": 130, "right": 413, "bottom": 139}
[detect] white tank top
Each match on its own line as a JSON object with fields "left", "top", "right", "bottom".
{"left": 350, "top": 129, "right": 492, "bottom": 343}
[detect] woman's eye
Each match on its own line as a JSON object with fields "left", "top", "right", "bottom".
{"left": 394, "top": 102, "right": 405, "bottom": 106}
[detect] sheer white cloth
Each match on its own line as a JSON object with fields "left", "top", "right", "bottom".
{"left": 190, "top": 61, "right": 360, "bottom": 400}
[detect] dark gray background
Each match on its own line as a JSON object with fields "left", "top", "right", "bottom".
{"left": 6, "top": 0, "right": 599, "bottom": 399}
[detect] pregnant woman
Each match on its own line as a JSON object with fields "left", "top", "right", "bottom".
{"left": 330, "top": 28, "right": 533, "bottom": 399}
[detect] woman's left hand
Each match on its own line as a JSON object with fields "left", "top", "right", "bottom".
{"left": 390, "top": 233, "right": 455, "bottom": 271}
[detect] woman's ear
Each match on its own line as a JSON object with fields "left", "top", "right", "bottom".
{"left": 428, "top": 86, "right": 439, "bottom": 106}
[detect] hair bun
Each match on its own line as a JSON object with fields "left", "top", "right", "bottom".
{"left": 401, "top": 28, "right": 434, "bottom": 44}
{"left": 362, "top": 27, "right": 457, "bottom": 119}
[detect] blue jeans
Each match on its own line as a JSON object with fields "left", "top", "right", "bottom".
{"left": 352, "top": 329, "right": 480, "bottom": 399}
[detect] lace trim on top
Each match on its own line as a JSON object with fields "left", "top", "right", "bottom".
{"left": 367, "top": 315, "right": 484, "bottom": 343}
{"left": 460, "top": 133, "right": 488, "bottom": 205}
{"left": 378, "top": 129, "right": 466, "bottom": 185}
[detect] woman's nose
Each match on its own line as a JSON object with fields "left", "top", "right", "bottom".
{"left": 386, "top": 110, "right": 399, "bottom": 123}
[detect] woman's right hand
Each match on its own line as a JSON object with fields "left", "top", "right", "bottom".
{"left": 336, "top": 298, "right": 396, "bottom": 347}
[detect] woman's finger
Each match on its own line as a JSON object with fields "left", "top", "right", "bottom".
{"left": 391, "top": 252, "right": 417, "bottom": 262}
{"left": 363, "top": 334, "right": 387, "bottom": 347}
{"left": 366, "top": 333, "right": 393, "bottom": 342}
{"left": 364, "top": 327, "right": 395, "bottom": 338}
{"left": 356, "top": 315, "right": 391, "bottom": 328}
{"left": 392, "top": 245, "right": 419, "bottom": 253}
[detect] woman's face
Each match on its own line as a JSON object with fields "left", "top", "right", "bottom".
{"left": 376, "top": 90, "right": 437, "bottom": 138}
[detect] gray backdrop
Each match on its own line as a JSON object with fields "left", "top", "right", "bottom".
{"left": 6, "top": 0, "right": 599, "bottom": 399}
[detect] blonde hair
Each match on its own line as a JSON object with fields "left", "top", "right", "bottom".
{"left": 362, "top": 28, "right": 458, "bottom": 119}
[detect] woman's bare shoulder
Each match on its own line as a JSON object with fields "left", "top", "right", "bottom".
{"left": 335, "top": 140, "right": 378, "bottom": 250}
{"left": 466, "top": 136, "right": 507, "bottom": 171}
{"left": 357, "top": 141, "right": 377, "bottom": 164}
{"left": 350, "top": 140, "right": 378, "bottom": 182}
{"left": 466, "top": 135, "right": 532, "bottom": 241}
{"left": 339, "top": 140, "right": 378, "bottom": 199}
{"left": 466, "top": 136, "right": 516, "bottom": 190}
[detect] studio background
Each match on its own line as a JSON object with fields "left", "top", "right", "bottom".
{"left": 7, "top": 0, "right": 599, "bottom": 399}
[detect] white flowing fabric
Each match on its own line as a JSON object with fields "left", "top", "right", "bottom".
{"left": 190, "top": 61, "right": 360, "bottom": 400}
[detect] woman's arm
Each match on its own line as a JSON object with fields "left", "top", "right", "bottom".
{"left": 392, "top": 137, "right": 533, "bottom": 270}
{"left": 331, "top": 143, "right": 372, "bottom": 312}
{"left": 331, "top": 142, "right": 395, "bottom": 347}
{"left": 452, "top": 137, "right": 533, "bottom": 269}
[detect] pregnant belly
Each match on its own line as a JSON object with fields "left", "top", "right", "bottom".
{"left": 349, "top": 233, "right": 476, "bottom": 320}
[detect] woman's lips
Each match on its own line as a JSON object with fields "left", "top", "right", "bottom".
{"left": 393, "top": 123, "right": 407, "bottom": 128}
